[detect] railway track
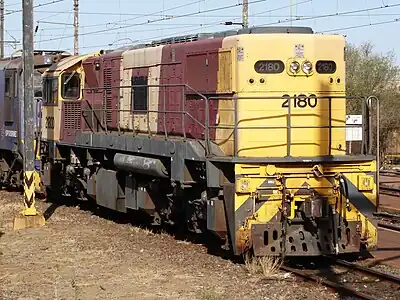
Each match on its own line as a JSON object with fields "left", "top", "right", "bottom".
{"left": 380, "top": 185, "right": 400, "bottom": 197}
{"left": 373, "top": 211, "right": 400, "bottom": 232}
{"left": 282, "top": 257, "right": 400, "bottom": 299}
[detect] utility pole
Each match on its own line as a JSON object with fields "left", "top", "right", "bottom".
{"left": 74, "top": 0, "right": 79, "bottom": 55}
{"left": 14, "top": 0, "right": 45, "bottom": 230}
{"left": 0, "top": 0, "right": 4, "bottom": 58}
{"left": 242, "top": 0, "right": 248, "bottom": 29}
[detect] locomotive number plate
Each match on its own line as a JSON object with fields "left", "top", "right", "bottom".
{"left": 281, "top": 94, "right": 318, "bottom": 108}
{"left": 45, "top": 116, "right": 55, "bottom": 129}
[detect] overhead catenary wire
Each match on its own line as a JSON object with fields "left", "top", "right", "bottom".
{"left": 257, "top": 2, "right": 400, "bottom": 26}
{"left": 19, "top": 0, "right": 310, "bottom": 33}
{"left": 34, "top": 0, "right": 270, "bottom": 44}
{"left": 5, "top": 0, "right": 68, "bottom": 16}
{"left": 6, "top": 1, "right": 400, "bottom": 55}
{"left": 50, "top": 1, "right": 400, "bottom": 52}
{"left": 29, "top": 0, "right": 212, "bottom": 37}
{"left": 317, "top": 17, "right": 400, "bottom": 33}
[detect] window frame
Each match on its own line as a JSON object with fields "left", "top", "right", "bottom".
{"left": 4, "top": 76, "right": 10, "bottom": 96}
{"left": 4, "top": 70, "right": 16, "bottom": 124}
{"left": 61, "top": 72, "right": 81, "bottom": 100}
{"left": 42, "top": 76, "right": 59, "bottom": 106}
{"left": 131, "top": 76, "right": 148, "bottom": 113}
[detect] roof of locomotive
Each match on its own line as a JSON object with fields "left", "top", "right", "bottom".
{"left": 0, "top": 50, "right": 70, "bottom": 71}
{"left": 147, "top": 26, "right": 313, "bottom": 47}
{"left": 101, "top": 26, "right": 314, "bottom": 56}
{"left": 44, "top": 52, "right": 100, "bottom": 75}
{"left": 145, "top": 26, "right": 314, "bottom": 47}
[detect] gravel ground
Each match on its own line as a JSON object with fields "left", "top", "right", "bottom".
{"left": 0, "top": 190, "right": 341, "bottom": 300}
{"left": 360, "top": 260, "right": 400, "bottom": 277}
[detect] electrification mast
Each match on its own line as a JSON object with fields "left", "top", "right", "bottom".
{"left": 242, "top": 0, "right": 249, "bottom": 28}
{"left": 14, "top": 0, "right": 45, "bottom": 230}
{"left": 74, "top": 0, "right": 79, "bottom": 55}
{"left": 0, "top": 0, "right": 4, "bottom": 58}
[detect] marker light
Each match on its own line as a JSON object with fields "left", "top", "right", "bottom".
{"left": 302, "top": 61, "right": 313, "bottom": 74}
{"left": 290, "top": 61, "right": 300, "bottom": 73}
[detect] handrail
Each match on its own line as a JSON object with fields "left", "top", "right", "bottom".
{"left": 79, "top": 83, "right": 378, "bottom": 159}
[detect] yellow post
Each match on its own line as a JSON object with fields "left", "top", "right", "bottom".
{"left": 13, "top": 171, "right": 45, "bottom": 230}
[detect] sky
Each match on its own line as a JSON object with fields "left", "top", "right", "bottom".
{"left": 3, "top": 0, "right": 400, "bottom": 61}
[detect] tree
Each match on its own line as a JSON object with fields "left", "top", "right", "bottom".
{"left": 345, "top": 42, "right": 400, "bottom": 160}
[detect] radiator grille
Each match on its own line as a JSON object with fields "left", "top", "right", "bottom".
{"left": 103, "top": 68, "right": 112, "bottom": 124}
{"left": 64, "top": 101, "right": 81, "bottom": 130}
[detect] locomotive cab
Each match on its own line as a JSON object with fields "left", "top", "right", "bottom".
{"left": 41, "top": 53, "right": 98, "bottom": 146}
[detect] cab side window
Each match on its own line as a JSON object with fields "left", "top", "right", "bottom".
{"left": 4, "top": 71, "right": 15, "bottom": 123}
{"left": 43, "top": 77, "right": 58, "bottom": 105}
{"left": 131, "top": 76, "right": 148, "bottom": 112}
{"left": 61, "top": 72, "right": 80, "bottom": 100}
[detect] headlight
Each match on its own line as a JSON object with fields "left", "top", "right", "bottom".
{"left": 289, "top": 61, "right": 300, "bottom": 73}
{"left": 302, "top": 61, "right": 313, "bottom": 74}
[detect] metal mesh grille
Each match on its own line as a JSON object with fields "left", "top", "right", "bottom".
{"left": 103, "top": 67, "right": 112, "bottom": 124}
{"left": 64, "top": 101, "right": 81, "bottom": 130}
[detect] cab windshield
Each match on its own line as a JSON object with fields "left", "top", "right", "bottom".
{"left": 61, "top": 72, "right": 80, "bottom": 100}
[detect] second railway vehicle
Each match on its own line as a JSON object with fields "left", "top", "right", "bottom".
{"left": 39, "top": 26, "right": 378, "bottom": 257}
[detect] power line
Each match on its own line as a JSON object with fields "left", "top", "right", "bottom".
{"left": 5, "top": 0, "right": 67, "bottom": 16}
{"left": 34, "top": 0, "right": 269, "bottom": 44}
{"left": 35, "top": 0, "right": 306, "bottom": 32}
{"left": 33, "top": 24, "right": 218, "bottom": 37}
{"left": 19, "top": 0, "right": 306, "bottom": 35}
{"left": 32, "top": 1, "right": 209, "bottom": 37}
{"left": 258, "top": 2, "right": 400, "bottom": 26}
{"left": 252, "top": 0, "right": 312, "bottom": 17}
{"left": 68, "top": 17, "right": 244, "bottom": 51}
{"left": 43, "top": 13, "right": 400, "bottom": 53}
{"left": 317, "top": 17, "right": 400, "bottom": 33}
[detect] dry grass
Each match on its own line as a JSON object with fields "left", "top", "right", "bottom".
{"left": 130, "top": 226, "right": 153, "bottom": 235}
{"left": 258, "top": 256, "right": 282, "bottom": 277}
{"left": 244, "top": 253, "right": 282, "bottom": 278}
{"left": 0, "top": 191, "right": 338, "bottom": 300}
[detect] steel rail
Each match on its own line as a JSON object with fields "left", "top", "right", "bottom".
{"left": 333, "top": 259, "right": 400, "bottom": 284}
{"left": 379, "top": 185, "right": 400, "bottom": 196}
{"left": 283, "top": 257, "right": 400, "bottom": 299}
{"left": 280, "top": 265, "right": 376, "bottom": 300}
{"left": 373, "top": 212, "right": 400, "bottom": 222}
{"left": 378, "top": 222, "right": 400, "bottom": 232}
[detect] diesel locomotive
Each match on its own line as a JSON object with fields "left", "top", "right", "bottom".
{"left": 5, "top": 26, "right": 378, "bottom": 257}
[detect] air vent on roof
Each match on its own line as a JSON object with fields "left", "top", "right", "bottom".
{"left": 107, "top": 26, "right": 314, "bottom": 52}
{"left": 145, "top": 26, "right": 313, "bottom": 47}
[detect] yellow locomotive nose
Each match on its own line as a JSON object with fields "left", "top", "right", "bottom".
{"left": 220, "top": 33, "right": 377, "bottom": 256}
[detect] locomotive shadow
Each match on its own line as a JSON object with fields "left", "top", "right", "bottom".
{"left": 42, "top": 192, "right": 236, "bottom": 261}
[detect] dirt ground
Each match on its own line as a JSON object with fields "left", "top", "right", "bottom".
{"left": 0, "top": 190, "right": 339, "bottom": 300}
